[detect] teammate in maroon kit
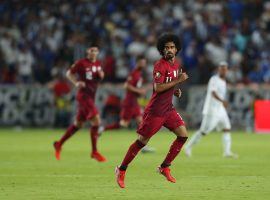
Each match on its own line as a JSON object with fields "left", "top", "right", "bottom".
{"left": 100, "top": 55, "right": 155, "bottom": 152}
{"left": 115, "top": 33, "right": 189, "bottom": 188}
{"left": 53, "top": 45, "right": 106, "bottom": 162}
{"left": 101, "top": 56, "right": 147, "bottom": 131}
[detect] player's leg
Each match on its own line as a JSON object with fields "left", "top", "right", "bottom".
{"left": 118, "top": 114, "right": 155, "bottom": 171}
{"left": 115, "top": 134, "right": 149, "bottom": 188}
{"left": 159, "top": 111, "right": 187, "bottom": 183}
{"left": 54, "top": 96, "right": 89, "bottom": 149}
{"left": 115, "top": 114, "right": 164, "bottom": 188}
{"left": 98, "top": 122, "right": 121, "bottom": 135}
{"left": 158, "top": 125, "right": 188, "bottom": 183}
{"left": 119, "top": 106, "right": 133, "bottom": 128}
{"left": 90, "top": 114, "right": 107, "bottom": 162}
{"left": 184, "top": 114, "right": 217, "bottom": 157}
{"left": 219, "top": 112, "right": 238, "bottom": 158}
{"left": 105, "top": 123, "right": 121, "bottom": 130}
{"left": 98, "top": 107, "right": 131, "bottom": 134}
{"left": 118, "top": 134, "right": 150, "bottom": 171}
{"left": 135, "top": 115, "right": 155, "bottom": 153}
{"left": 99, "top": 116, "right": 130, "bottom": 135}
{"left": 53, "top": 114, "right": 84, "bottom": 160}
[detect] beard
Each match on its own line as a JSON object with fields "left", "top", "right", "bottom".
{"left": 164, "top": 52, "right": 174, "bottom": 60}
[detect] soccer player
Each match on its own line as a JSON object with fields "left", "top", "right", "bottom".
{"left": 184, "top": 61, "right": 238, "bottom": 158}
{"left": 99, "top": 55, "right": 154, "bottom": 152}
{"left": 53, "top": 45, "right": 106, "bottom": 162}
{"left": 115, "top": 33, "right": 189, "bottom": 188}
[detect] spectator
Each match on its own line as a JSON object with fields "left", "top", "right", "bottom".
{"left": 17, "top": 45, "right": 34, "bottom": 84}
{"left": 0, "top": 0, "right": 269, "bottom": 85}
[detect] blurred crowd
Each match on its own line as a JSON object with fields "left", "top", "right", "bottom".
{"left": 0, "top": 0, "right": 270, "bottom": 85}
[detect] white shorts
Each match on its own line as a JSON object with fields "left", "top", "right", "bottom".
{"left": 200, "top": 111, "right": 231, "bottom": 134}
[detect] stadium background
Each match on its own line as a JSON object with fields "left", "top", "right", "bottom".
{"left": 0, "top": 1, "right": 270, "bottom": 200}
{"left": 1, "top": 0, "right": 270, "bottom": 130}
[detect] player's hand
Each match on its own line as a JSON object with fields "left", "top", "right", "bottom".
{"left": 174, "top": 89, "right": 182, "bottom": 98}
{"left": 178, "top": 72, "right": 189, "bottom": 83}
{"left": 223, "top": 101, "right": 228, "bottom": 108}
{"left": 139, "top": 89, "right": 147, "bottom": 96}
{"left": 97, "top": 70, "right": 105, "bottom": 80}
{"left": 75, "top": 81, "right": 86, "bottom": 88}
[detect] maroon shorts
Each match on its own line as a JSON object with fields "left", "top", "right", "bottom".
{"left": 120, "top": 104, "right": 141, "bottom": 121}
{"left": 137, "top": 109, "right": 185, "bottom": 138}
{"left": 76, "top": 95, "right": 98, "bottom": 122}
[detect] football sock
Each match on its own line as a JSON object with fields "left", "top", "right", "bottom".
{"left": 119, "top": 140, "right": 145, "bottom": 171}
{"left": 185, "top": 130, "right": 203, "bottom": 149}
{"left": 59, "top": 124, "right": 79, "bottom": 145}
{"left": 105, "top": 123, "right": 120, "bottom": 130}
{"left": 91, "top": 126, "right": 99, "bottom": 152}
{"left": 222, "top": 132, "right": 231, "bottom": 155}
{"left": 161, "top": 136, "right": 188, "bottom": 167}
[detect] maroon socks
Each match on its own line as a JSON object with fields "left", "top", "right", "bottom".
{"left": 105, "top": 123, "right": 120, "bottom": 130}
{"left": 119, "top": 140, "right": 145, "bottom": 171}
{"left": 161, "top": 136, "right": 188, "bottom": 168}
{"left": 91, "top": 126, "right": 99, "bottom": 152}
{"left": 59, "top": 124, "right": 79, "bottom": 145}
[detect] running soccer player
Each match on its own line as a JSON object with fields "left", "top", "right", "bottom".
{"left": 184, "top": 61, "right": 238, "bottom": 158}
{"left": 115, "top": 33, "right": 189, "bottom": 188}
{"left": 53, "top": 45, "right": 106, "bottom": 162}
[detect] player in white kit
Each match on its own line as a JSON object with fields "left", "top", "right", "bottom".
{"left": 185, "top": 61, "right": 238, "bottom": 158}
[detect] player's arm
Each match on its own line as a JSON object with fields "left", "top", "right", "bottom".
{"left": 124, "top": 82, "right": 145, "bottom": 96}
{"left": 97, "top": 66, "right": 105, "bottom": 80}
{"left": 154, "top": 73, "right": 188, "bottom": 93}
{"left": 66, "top": 63, "right": 85, "bottom": 88}
{"left": 212, "top": 91, "right": 228, "bottom": 107}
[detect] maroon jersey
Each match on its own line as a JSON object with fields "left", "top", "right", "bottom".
{"left": 122, "top": 68, "right": 143, "bottom": 107}
{"left": 70, "top": 58, "right": 102, "bottom": 100}
{"left": 144, "top": 58, "right": 181, "bottom": 116}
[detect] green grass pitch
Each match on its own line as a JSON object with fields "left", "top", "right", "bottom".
{"left": 0, "top": 128, "right": 269, "bottom": 200}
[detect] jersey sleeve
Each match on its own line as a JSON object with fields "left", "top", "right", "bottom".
{"left": 153, "top": 63, "right": 165, "bottom": 84}
{"left": 208, "top": 77, "right": 218, "bottom": 92}
{"left": 126, "top": 74, "right": 133, "bottom": 84}
{"left": 69, "top": 60, "right": 82, "bottom": 74}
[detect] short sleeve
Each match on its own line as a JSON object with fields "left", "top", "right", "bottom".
{"left": 126, "top": 75, "right": 132, "bottom": 84}
{"left": 208, "top": 77, "right": 218, "bottom": 92}
{"left": 96, "top": 61, "right": 103, "bottom": 72}
{"left": 153, "top": 63, "right": 165, "bottom": 84}
{"left": 70, "top": 60, "right": 82, "bottom": 74}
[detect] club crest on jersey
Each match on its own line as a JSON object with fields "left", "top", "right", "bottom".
{"left": 155, "top": 72, "right": 161, "bottom": 79}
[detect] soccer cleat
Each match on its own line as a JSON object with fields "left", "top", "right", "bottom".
{"left": 91, "top": 151, "right": 107, "bottom": 162}
{"left": 53, "top": 141, "right": 62, "bottom": 160}
{"left": 141, "top": 146, "right": 155, "bottom": 153}
{"left": 223, "top": 152, "right": 239, "bottom": 159}
{"left": 157, "top": 166, "right": 176, "bottom": 183}
{"left": 115, "top": 166, "right": 126, "bottom": 188}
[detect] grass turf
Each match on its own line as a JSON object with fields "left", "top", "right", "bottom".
{"left": 0, "top": 128, "right": 269, "bottom": 200}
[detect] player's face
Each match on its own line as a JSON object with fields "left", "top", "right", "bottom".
{"left": 163, "top": 42, "right": 177, "bottom": 60}
{"left": 219, "top": 66, "right": 228, "bottom": 78}
{"left": 87, "top": 47, "right": 99, "bottom": 59}
{"left": 137, "top": 58, "right": 147, "bottom": 69}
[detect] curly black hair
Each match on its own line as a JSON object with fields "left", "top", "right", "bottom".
{"left": 156, "top": 33, "right": 181, "bottom": 56}
{"left": 89, "top": 43, "right": 99, "bottom": 48}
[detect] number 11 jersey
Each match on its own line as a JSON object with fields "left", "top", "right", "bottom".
{"left": 144, "top": 58, "right": 181, "bottom": 116}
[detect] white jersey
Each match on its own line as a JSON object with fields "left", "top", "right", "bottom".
{"left": 202, "top": 74, "right": 227, "bottom": 116}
